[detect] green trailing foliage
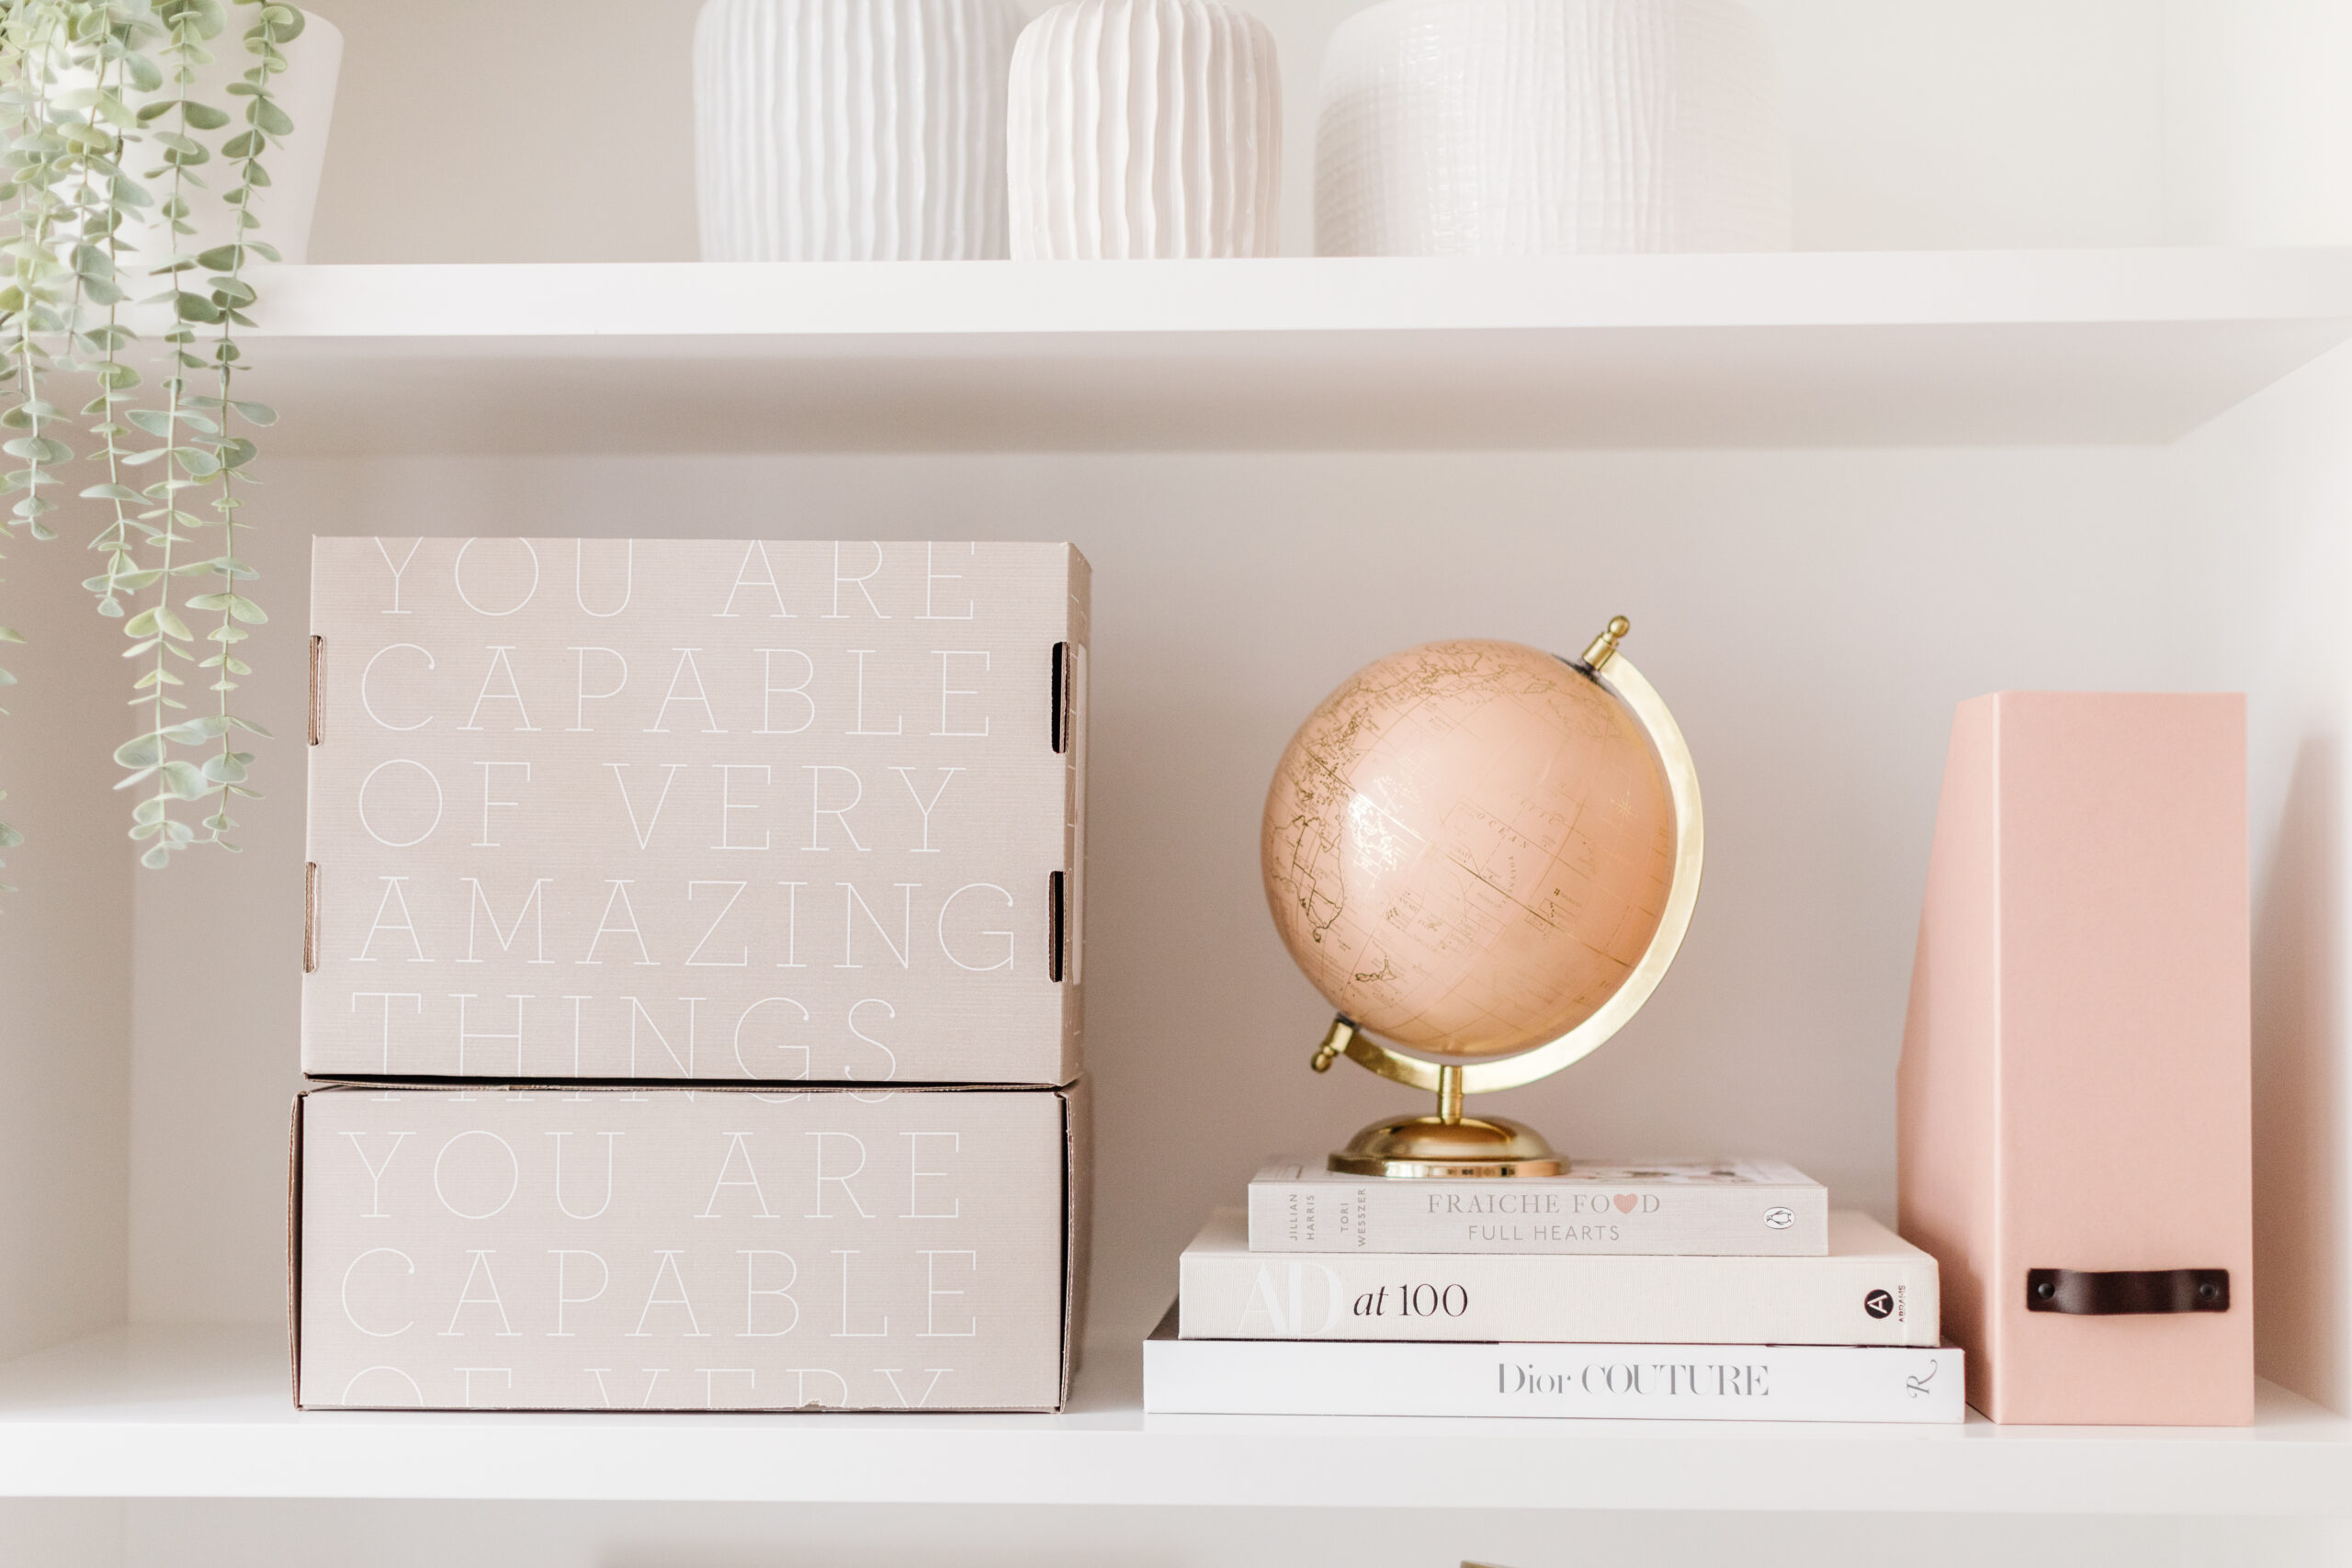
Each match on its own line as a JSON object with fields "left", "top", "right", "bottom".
{"left": 0, "top": 0, "right": 294, "bottom": 887}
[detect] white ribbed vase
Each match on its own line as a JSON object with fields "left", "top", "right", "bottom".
{"left": 1316, "top": 0, "right": 1790, "bottom": 256}
{"left": 694, "top": 0, "right": 1024, "bottom": 261}
{"left": 1007, "top": 0, "right": 1282, "bottom": 259}
{"left": 110, "top": 12, "right": 341, "bottom": 272}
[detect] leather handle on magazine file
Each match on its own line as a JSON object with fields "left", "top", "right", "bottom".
{"left": 2026, "top": 1268, "right": 2230, "bottom": 1314}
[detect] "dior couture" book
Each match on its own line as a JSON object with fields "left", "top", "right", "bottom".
{"left": 1143, "top": 1308, "right": 1964, "bottom": 1422}
{"left": 301, "top": 538, "right": 1090, "bottom": 1087}
{"left": 1247, "top": 1156, "right": 1826, "bottom": 1256}
{"left": 292, "top": 1080, "right": 1090, "bottom": 1411}
{"left": 1179, "top": 1210, "right": 1938, "bottom": 1346}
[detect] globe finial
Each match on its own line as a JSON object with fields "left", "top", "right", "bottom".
{"left": 1582, "top": 615, "right": 1632, "bottom": 671}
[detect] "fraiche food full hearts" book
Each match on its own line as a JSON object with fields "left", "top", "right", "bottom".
{"left": 1247, "top": 1156, "right": 1826, "bottom": 1256}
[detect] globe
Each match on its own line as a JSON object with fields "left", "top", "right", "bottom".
{"left": 1261, "top": 637, "right": 1678, "bottom": 1060}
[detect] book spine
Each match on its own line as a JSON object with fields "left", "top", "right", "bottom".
{"left": 1248, "top": 1179, "right": 1829, "bottom": 1255}
{"left": 1143, "top": 1336, "right": 1965, "bottom": 1422}
{"left": 1179, "top": 1248, "right": 1938, "bottom": 1346}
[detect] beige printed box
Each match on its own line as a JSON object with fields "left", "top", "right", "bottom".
{"left": 291, "top": 1080, "right": 1090, "bottom": 1412}
{"left": 302, "top": 538, "right": 1089, "bottom": 1086}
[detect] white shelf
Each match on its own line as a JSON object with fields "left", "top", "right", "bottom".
{"left": 232, "top": 249, "right": 2352, "bottom": 454}
{"left": 2, "top": 1325, "right": 2346, "bottom": 1513}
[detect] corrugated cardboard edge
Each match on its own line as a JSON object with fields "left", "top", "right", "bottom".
{"left": 289, "top": 1079, "right": 1089, "bottom": 1414}
{"left": 1058, "top": 543, "right": 1092, "bottom": 1089}
{"left": 1061, "top": 1072, "right": 1092, "bottom": 1404}
{"left": 286, "top": 1090, "right": 305, "bottom": 1407}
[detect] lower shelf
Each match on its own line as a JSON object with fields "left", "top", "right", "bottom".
{"left": 0, "top": 1325, "right": 2342, "bottom": 1513}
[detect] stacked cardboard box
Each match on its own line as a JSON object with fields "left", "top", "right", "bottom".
{"left": 289, "top": 538, "right": 1091, "bottom": 1412}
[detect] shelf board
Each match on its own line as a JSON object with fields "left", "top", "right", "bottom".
{"left": 232, "top": 249, "right": 2352, "bottom": 454}
{"left": 2, "top": 1325, "right": 2346, "bottom": 1512}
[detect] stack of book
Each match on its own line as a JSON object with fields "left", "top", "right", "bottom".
{"left": 1145, "top": 1157, "right": 1964, "bottom": 1422}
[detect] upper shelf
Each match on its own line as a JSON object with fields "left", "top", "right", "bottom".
{"left": 235, "top": 249, "right": 2352, "bottom": 455}
{"left": 4, "top": 1325, "right": 2348, "bottom": 1513}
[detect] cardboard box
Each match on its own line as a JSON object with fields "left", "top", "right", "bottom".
{"left": 1897, "top": 692, "right": 2251, "bottom": 1424}
{"left": 291, "top": 1079, "right": 1090, "bottom": 1411}
{"left": 302, "top": 538, "right": 1090, "bottom": 1086}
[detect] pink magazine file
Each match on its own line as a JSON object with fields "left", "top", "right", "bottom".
{"left": 1897, "top": 692, "right": 2252, "bottom": 1425}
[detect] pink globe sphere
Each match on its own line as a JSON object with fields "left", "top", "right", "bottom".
{"left": 1262, "top": 638, "right": 1676, "bottom": 1057}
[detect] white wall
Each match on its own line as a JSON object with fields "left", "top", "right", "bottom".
{"left": 15, "top": 1501, "right": 2328, "bottom": 1568}
{"left": 3, "top": 1498, "right": 2346, "bottom": 1568}
{"left": 0, "top": 522, "right": 130, "bottom": 1359}
{"left": 1757, "top": 0, "right": 2165, "bottom": 251}
{"left": 2165, "top": 0, "right": 2352, "bottom": 246}
{"left": 2173, "top": 341, "right": 2352, "bottom": 1416}
{"left": 2154, "top": 0, "right": 2352, "bottom": 1414}
{"left": 14, "top": 1494, "right": 2352, "bottom": 1566}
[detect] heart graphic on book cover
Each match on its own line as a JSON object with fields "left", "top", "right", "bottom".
{"left": 1613, "top": 1194, "right": 1639, "bottom": 1213}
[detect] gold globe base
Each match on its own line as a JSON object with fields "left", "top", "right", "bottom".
{"left": 1328, "top": 1112, "right": 1565, "bottom": 1179}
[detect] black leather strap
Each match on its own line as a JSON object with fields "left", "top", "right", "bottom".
{"left": 2026, "top": 1268, "right": 2229, "bottom": 1314}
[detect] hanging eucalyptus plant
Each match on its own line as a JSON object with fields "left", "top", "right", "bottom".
{"left": 0, "top": 0, "right": 298, "bottom": 889}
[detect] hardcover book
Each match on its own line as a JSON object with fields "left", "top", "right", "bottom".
{"left": 292, "top": 1079, "right": 1090, "bottom": 1412}
{"left": 1143, "top": 1307, "right": 1964, "bottom": 1422}
{"left": 1898, "top": 692, "right": 2251, "bottom": 1424}
{"left": 1179, "top": 1209, "right": 1938, "bottom": 1346}
{"left": 1248, "top": 1156, "right": 1826, "bottom": 1255}
{"left": 301, "top": 538, "right": 1090, "bottom": 1086}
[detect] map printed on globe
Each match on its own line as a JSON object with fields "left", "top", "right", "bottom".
{"left": 1261, "top": 639, "right": 1676, "bottom": 1059}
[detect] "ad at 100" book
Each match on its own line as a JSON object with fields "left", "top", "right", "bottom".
{"left": 1182, "top": 1211, "right": 1935, "bottom": 1346}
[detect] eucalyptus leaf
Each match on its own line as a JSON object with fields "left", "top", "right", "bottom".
{"left": 156, "top": 761, "right": 207, "bottom": 804}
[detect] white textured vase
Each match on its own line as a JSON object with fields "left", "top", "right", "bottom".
{"left": 1007, "top": 0, "right": 1281, "bottom": 260}
{"left": 694, "top": 0, "right": 1025, "bottom": 261}
{"left": 1316, "top": 0, "right": 1789, "bottom": 256}
{"left": 117, "top": 11, "right": 342, "bottom": 271}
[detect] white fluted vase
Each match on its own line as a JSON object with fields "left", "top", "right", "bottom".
{"left": 1316, "top": 0, "right": 1790, "bottom": 256}
{"left": 694, "top": 0, "right": 1024, "bottom": 261}
{"left": 1007, "top": 0, "right": 1282, "bottom": 259}
{"left": 114, "top": 11, "right": 341, "bottom": 272}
